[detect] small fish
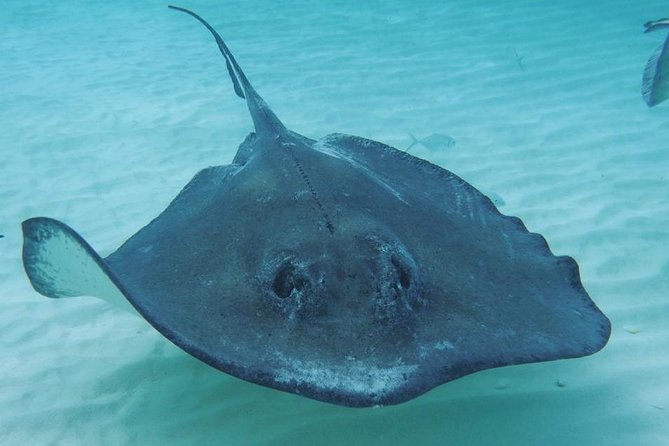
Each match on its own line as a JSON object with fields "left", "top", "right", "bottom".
{"left": 644, "top": 18, "right": 669, "bottom": 33}
{"left": 406, "top": 133, "right": 456, "bottom": 152}
{"left": 623, "top": 325, "right": 641, "bottom": 334}
{"left": 0, "top": 234, "right": 4, "bottom": 238}
{"left": 507, "top": 47, "right": 525, "bottom": 71}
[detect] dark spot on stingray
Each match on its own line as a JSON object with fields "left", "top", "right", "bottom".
{"left": 272, "top": 261, "right": 308, "bottom": 299}
{"left": 391, "top": 254, "right": 412, "bottom": 289}
{"left": 19, "top": 6, "right": 610, "bottom": 407}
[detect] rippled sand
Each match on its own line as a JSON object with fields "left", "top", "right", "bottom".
{"left": 1, "top": 0, "right": 668, "bottom": 444}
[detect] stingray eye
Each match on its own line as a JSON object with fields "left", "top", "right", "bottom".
{"left": 371, "top": 244, "right": 423, "bottom": 323}
{"left": 272, "top": 262, "right": 307, "bottom": 299}
{"left": 391, "top": 254, "right": 412, "bottom": 289}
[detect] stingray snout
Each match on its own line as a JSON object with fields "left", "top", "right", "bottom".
{"left": 257, "top": 233, "right": 425, "bottom": 325}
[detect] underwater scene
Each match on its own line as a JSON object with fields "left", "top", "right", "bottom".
{"left": 1, "top": 0, "right": 668, "bottom": 444}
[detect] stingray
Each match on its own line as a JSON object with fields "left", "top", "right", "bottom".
{"left": 644, "top": 18, "right": 669, "bottom": 33}
{"left": 21, "top": 6, "right": 610, "bottom": 407}
{"left": 642, "top": 18, "right": 669, "bottom": 107}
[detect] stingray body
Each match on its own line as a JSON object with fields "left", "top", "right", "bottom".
{"left": 642, "top": 19, "right": 669, "bottom": 107}
{"left": 21, "top": 6, "right": 610, "bottom": 407}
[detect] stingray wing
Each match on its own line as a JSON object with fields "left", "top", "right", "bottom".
{"left": 642, "top": 35, "right": 669, "bottom": 107}
{"left": 22, "top": 217, "right": 137, "bottom": 313}
{"left": 315, "top": 133, "right": 504, "bottom": 221}
{"left": 21, "top": 165, "right": 250, "bottom": 375}
{"left": 314, "top": 133, "right": 611, "bottom": 379}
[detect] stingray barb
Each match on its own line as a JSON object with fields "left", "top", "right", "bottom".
{"left": 21, "top": 6, "right": 610, "bottom": 407}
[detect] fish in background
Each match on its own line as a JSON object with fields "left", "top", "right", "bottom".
{"left": 507, "top": 46, "right": 525, "bottom": 72}
{"left": 406, "top": 132, "right": 456, "bottom": 152}
{"left": 642, "top": 18, "right": 669, "bottom": 107}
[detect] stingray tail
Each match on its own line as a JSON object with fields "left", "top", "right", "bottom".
{"left": 21, "top": 218, "right": 137, "bottom": 313}
{"left": 168, "top": 5, "right": 287, "bottom": 137}
{"left": 406, "top": 133, "right": 420, "bottom": 152}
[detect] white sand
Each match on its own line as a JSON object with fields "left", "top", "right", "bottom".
{"left": 1, "top": 0, "right": 668, "bottom": 444}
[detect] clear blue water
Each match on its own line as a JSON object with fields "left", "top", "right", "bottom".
{"left": 1, "top": 1, "right": 668, "bottom": 444}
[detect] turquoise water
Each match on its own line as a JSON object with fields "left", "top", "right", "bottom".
{"left": 2, "top": 0, "right": 668, "bottom": 444}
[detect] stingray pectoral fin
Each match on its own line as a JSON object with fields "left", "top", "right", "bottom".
{"left": 644, "top": 19, "right": 669, "bottom": 33}
{"left": 642, "top": 36, "right": 669, "bottom": 107}
{"left": 21, "top": 217, "right": 137, "bottom": 314}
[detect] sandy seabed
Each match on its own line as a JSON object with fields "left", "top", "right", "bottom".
{"left": 1, "top": 0, "right": 668, "bottom": 444}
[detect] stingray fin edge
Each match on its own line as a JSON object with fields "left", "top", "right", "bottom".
{"left": 642, "top": 36, "right": 669, "bottom": 107}
{"left": 21, "top": 217, "right": 137, "bottom": 314}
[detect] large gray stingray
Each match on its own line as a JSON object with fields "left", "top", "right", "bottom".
{"left": 21, "top": 6, "right": 610, "bottom": 407}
